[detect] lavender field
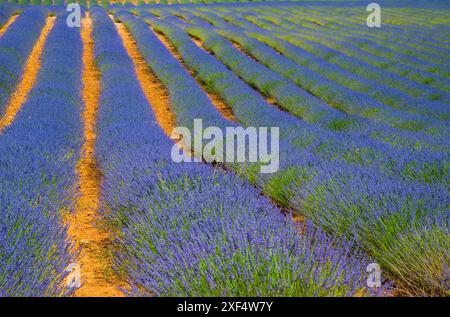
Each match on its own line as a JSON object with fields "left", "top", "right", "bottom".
{"left": 0, "top": 0, "right": 448, "bottom": 298}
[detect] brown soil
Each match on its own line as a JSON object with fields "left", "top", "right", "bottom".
{"left": 0, "top": 13, "right": 18, "bottom": 37}
{"left": 66, "top": 14, "right": 125, "bottom": 297}
{"left": 230, "top": 41, "right": 253, "bottom": 60}
{"left": 153, "top": 29, "right": 237, "bottom": 122}
{"left": 0, "top": 17, "right": 54, "bottom": 133}
{"left": 114, "top": 20, "right": 176, "bottom": 138}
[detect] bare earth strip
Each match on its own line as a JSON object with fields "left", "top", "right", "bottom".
{"left": 67, "top": 14, "right": 124, "bottom": 297}
{"left": 114, "top": 19, "right": 177, "bottom": 137}
{"left": 0, "top": 17, "right": 55, "bottom": 133}
{"left": 0, "top": 13, "right": 19, "bottom": 38}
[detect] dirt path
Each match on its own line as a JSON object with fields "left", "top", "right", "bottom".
{"left": 0, "top": 16, "right": 54, "bottom": 133}
{"left": 0, "top": 13, "right": 19, "bottom": 38}
{"left": 114, "top": 19, "right": 177, "bottom": 137}
{"left": 66, "top": 14, "right": 124, "bottom": 297}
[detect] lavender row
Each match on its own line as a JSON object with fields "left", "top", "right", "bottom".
{"left": 170, "top": 9, "right": 450, "bottom": 152}
{"left": 0, "top": 12, "right": 82, "bottom": 296}
{"left": 271, "top": 6, "right": 450, "bottom": 79}
{"left": 239, "top": 12, "right": 449, "bottom": 103}
{"left": 129, "top": 11, "right": 449, "bottom": 295}
{"left": 92, "top": 7, "right": 371, "bottom": 297}
{"left": 260, "top": 9, "right": 450, "bottom": 90}
{"left": 0, "top": 7, "right": 47, "bottom": 114}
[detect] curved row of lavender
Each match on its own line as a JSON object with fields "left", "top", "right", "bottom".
{"left": 189, "top": 9, "right": 449, "bottom": 124}
{"left": 116, "top": 7, "right": 448, "bottom": 295}
{"left": 91, "top": 7, "right": 375, "bottom": 296}
{"left": 136, "top": 9, "right": 448, "bottom": 188}
{"left": 0, "top": 10, "right": 82, "bottom": 296}
{"left": 226, "top": 4, "right": 450, "bottom": 101}
{"left": 263, "top": 7, "right": 449, "bottom": 87}
{"left": 166, "top": 9, "right": 450, "bottom": 154}
{"left": 209, "top": 9, "right": 448, "bottom": 120}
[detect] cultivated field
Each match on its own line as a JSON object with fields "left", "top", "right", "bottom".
{"left": 0, "top": 0, "right": 449, "bottom": 297}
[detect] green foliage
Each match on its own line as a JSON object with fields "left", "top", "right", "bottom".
{"left": 326, "top": 118, "right": 355, "bottom": 132}
{"left": 263, "top": 167, "right": 314, "bottom": 205}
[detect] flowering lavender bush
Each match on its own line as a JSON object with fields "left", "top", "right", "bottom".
{"left": 206, "top": 8, "right": 448, "bottom": 113}
{"left": 0, "top": 3, "right": 18, "bottom": 27}
{"left": 0, "top": 7, "right": 46, "bottom": 114}
{"left": 0, "top": 12, "right": 82, "bottom": 296}
{"left": 114, "top": 169, "right": 372, "bottom": 297}
{"left": 91, "top": 7, "right": 374, "bottom": 297}
{"left": 120, "top": 10, "right": 449, "bottom": 295}
{"left": 256, "top": 8, "right": 450, "bottom": 92}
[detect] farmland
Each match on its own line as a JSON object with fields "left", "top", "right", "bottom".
{"left": 0, "top": 0, "right": 449, "bottom": 297}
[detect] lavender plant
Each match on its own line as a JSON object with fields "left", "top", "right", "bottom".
{"left": 0, "top": 7, "right": 47, "bottom": 114}
{"left": 122, "top": 10, "right": 449, "bottom": 295}
{"left": 91, "top": 7, "right": 374, "bottom": 297}
{"left": 0, "top": 11, "right": 82, "bottom": 296}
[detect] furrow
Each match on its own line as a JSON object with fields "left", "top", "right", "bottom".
{"left": 0, "top": 16, "right": 54, "bottom": 133}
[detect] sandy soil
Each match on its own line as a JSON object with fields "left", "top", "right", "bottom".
{"left": 115, "top": 19, "right": 177, "bottom": 137}
{"left": 0, "top": 14, "right": 18, "bottom": 38}
{"left": 66, "top": 15, "right": 125, "bottom": 297}
{"left": 0, "top": 17, "right": 55, "bottom": 133}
